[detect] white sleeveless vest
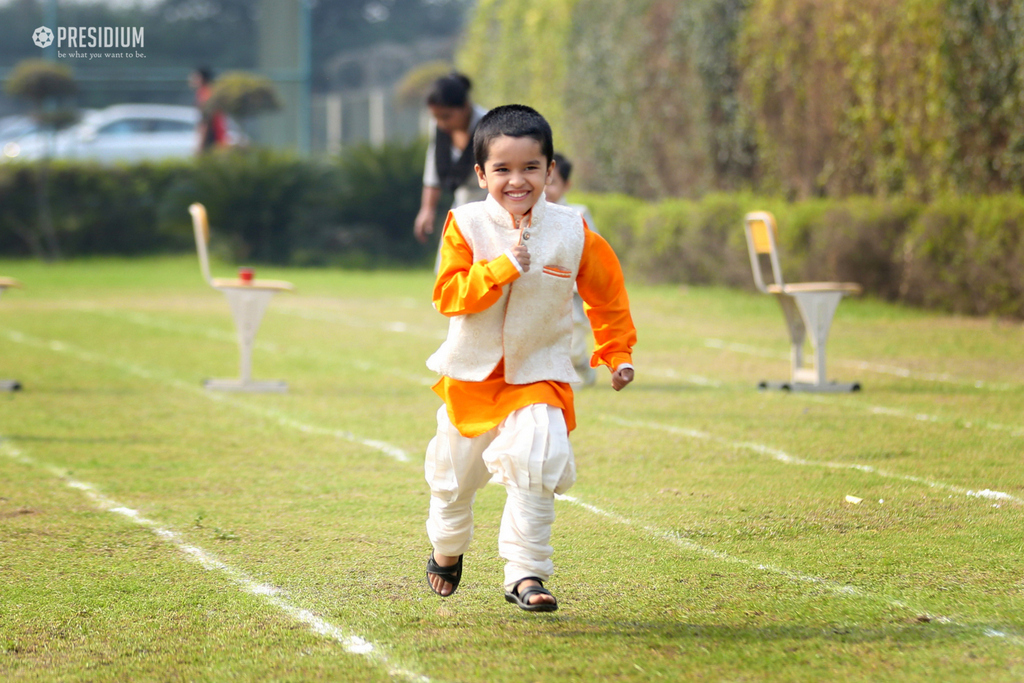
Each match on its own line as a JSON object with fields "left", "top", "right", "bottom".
{"left": 427, "top": 194, "right": 585, "bottom": 384}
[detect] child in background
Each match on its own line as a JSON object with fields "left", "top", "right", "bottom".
{"left": 545, "top": 153, "right": 597, "bottom": 386}
{"left": 188, "top": 67, "right": 228, "bottom": 154}
{"left": 423, "top": 105, "right": 636, "bottom": 612}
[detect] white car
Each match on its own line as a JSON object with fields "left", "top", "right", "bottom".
{"left": 0, "top": 115, "right": 38, "bottom": 144}
{"left": 1, "top": 104, "right": 244, "bottom": 163}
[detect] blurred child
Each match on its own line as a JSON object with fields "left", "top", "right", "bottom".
{"left": 423, "top": 105, "right": 636, "bottom": 612}
{"left": 188, "top": 67, "right": 227, "bottom": 154}
{"left": 546, "top": 153, "right": 597, "bottom": 385}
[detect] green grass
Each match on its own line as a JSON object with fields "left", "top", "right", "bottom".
{"left": 1, "top": 256, "right": 1022, "bottom": 682}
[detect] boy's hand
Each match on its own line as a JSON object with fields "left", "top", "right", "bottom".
{"left": 611, "top": 366, "right": 634, "bottom": 391}
{"left": 510, "top": 244, "right": 531, "bottom": 272}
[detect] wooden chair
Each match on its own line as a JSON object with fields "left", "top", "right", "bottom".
{"left": 189, "top": 203, "right": 294, "bottom": 393}
{"left": 0, "top": 277, "right": 22, "bottom": 391}
{"left": 744, "top": 211, "right": 862, "bottom": 392}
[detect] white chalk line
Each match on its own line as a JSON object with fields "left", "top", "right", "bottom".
{"left": 798, "top": 391, "right": 1024, "bottom": 440}
{"left": 28, "top": 309, "right": 1022, "bottom": 509}
{"left": 601, "top": 415, "right": 1022, "bottom": 505}
{"left": 648, "top": 367, "right": 723, "bottom": 388}
{"left": 838, "top": 401, "right": 1024, "bottom": 439}
{"left": 77, "top": 305, "right": 437, "bottom": 388}
{"left": 275, "top": 306, "right": 447, "bottom": 342}
{"left": 703, "top": 338, "right": 1015, "bottom": 391}
{"left": 554, "top": 492, "right": 1024, "bottom": 647}
{"left": 556, "top": 493, "right": 893, "bottom": 601}
{"left": 1, "top": 328, "right": 410, "bottom": 463}
{"left": 645, "top": 363, "right": 1024, "bottom": 440}
{"left": 57, "top": 306, "right": 1024, "bottom": 498}
{"left": 75, "top": 305, "right": 1024, "bottom": 439}
{"left": 89, "top": 306, "right": 1024, "bottom": 439}
{"left": 0, "top": 439, "right": 429, "bottom": 682}
{"left": 7, "top": 322, "right": 1022, "bottom": 648}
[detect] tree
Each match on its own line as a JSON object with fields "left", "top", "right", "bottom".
{"left": 395, "top": 60, "right": 454, "bottom": 107}
{"left": 206, "top": 71, "right": 282, "bottom": 123}
{"left": 5, "top": 60, "right": 78, "bottom": 260}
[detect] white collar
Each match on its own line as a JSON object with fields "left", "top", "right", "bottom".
{"left": 483, "top": 192, "right": 548, "bottom": 232}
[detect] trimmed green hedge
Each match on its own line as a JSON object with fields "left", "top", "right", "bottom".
{"left": 577, "top": 192, "right": 1024, "bottom": 318}
{"left": 0, "top": 160, "right": 194, "bottom": 258}
{"left": 0, "top": 140, "right": 431, "bottom": 267}
{"left": 3, "top": 151, "right": 1023, "bottom": 318}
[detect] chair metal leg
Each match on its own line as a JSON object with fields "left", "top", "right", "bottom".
{"left": 0, "top": 288, "right": 21, "bottom": 391}
{"left": 760, "top": 291, "right": 860, "bottom": 392}
{"left": 204, "top": 288, "right": 287, "bottom": 393}
{"left": 775, "top": 294, "right": 806, "bottom": 377}
{"left": 791, "top": 291, "right": 843, "bottom": 387}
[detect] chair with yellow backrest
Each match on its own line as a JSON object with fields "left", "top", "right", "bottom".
{"left": 189, "top": 203, "right": 294, "bottom": 393}
{"left": 0, "top": 276, "right": 23, "bottom": 391}
{"left": 744, "top": 211, "right": 862, "bottom": 392}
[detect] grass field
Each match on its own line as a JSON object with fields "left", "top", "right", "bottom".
{"left": 1, "top": 255, "right": 1023, "bottom": 682}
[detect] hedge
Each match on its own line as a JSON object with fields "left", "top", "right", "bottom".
{"left": 0, "top": 140, "right": 432, "bottom": 267}
{"left": 3, "top": 151, "right": 1023, "bottom": 318}
{"left": 576, "top": 191, "right": 1024, "bottom": 318}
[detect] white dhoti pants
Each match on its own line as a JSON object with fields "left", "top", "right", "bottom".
{"left": 425, "top": 403, "right": 576, "bottom": 590}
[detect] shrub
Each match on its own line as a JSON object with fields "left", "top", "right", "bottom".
{"left": 942, "top": 0, "right": 1024, "bottom": 194}
{"left": 579, "top": 191, "right": 780, "bottom": 288}
{"left": 0, "top": 160, "right": 194, "bottom": 257}
{"left": 457, "top": 0, "right": 577, "bottom": 157}
{"left": 580, "top": 190, "right": 1024, "bottom": 318}
{"left": 206, "top": 71, "right": 283, "bottom": 120}
{"left": 901, "top": 195, "right": 1024, "bottom": 317}
{"left": 565, "top": 0, "right": 710, "bottom": 198}
{"left": 162, "top": 149, "right": 328, "bottom": 264}
{"left": 0, "top": 141, "right": 431, "bottom": 267}
{"left": 328, "top": 139, "right": 430, "bottom": 266}
{"left": 461, "top": 0, "right": 1024, "bottom": 200}
{"left": 799, "top": 198, "right": 920, "bottom": 301}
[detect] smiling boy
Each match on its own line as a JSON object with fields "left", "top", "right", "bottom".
{"left": 423, "top": 105, "right": 636, "bottom": 612}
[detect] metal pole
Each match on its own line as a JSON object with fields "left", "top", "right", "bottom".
{"left": 299, "top": 0, "right": 312, "bottom": 155}
{"left": 44, "top": 0, "right": 58, "bottom": 62}
{"left": 369, "top": 87, "right": 386, "bottom": 147}
{"left": 326, "top": 93, "right": 342, "bottom": 155}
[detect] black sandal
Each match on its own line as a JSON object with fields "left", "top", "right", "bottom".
{"left": 504, "top": 577, "right": 558, "bottom": 612}
{"left": 426, "top": 553, "right": 463, "bottom": 597}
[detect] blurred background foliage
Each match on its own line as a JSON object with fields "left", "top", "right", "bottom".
{"left": 0, "top": 0, "right": 471, "bottom": 90}
{"left": 3, "top": 0, "right": 1024, "bottom": 317}
{"left": 0, "top": 140, "right": 429, "bottom": 268}
{"left": 578, "top": 191, "right": 1024, "bottom": 318}
{"left": 459, "top": 0, "right": 1024, "bottom": 202}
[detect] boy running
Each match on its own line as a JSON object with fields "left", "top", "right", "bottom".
{"left": 424, "top": 105, "right": 636, "bottom": 612}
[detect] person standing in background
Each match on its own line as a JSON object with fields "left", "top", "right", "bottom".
{"left": 189, "top": 66, "right": 227, "bottom": 154}
{"left": 413, "top": 73, "right": 489, "bottom": 249}
{"left": 546, "top": 153, "right": 598, "bottom": 386}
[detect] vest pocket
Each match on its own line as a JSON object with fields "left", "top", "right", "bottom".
{"left": 542, "top": 265, "right": 572, "bottom": 279}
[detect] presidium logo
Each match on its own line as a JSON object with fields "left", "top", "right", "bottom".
{"left": 32, "top": 26, "right": 54, "bottom": 48}
{"left": 32, "top": 25, "right": 145, "bottom": 59}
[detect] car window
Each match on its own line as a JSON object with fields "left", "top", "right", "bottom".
{"left": 97, "top": 119, "right": 147, "bottom": 136}
{"left": 150, "top": 119, "right": 194, "bottom": 133}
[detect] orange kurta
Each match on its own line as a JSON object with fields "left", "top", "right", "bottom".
{"left": 432, "top": 212, "right": 636, "bottom": 438}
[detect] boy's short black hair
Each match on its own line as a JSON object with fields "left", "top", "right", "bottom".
{"left": 552, "top": 152, "right": 572, "bottom": 182}
{"left": 473, "top": 104, "right": 554, "bottom": 169}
